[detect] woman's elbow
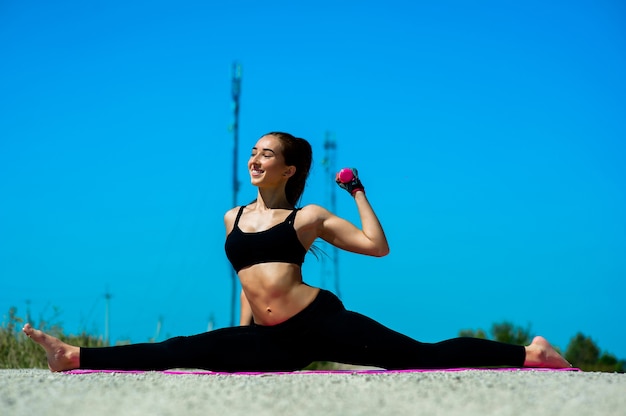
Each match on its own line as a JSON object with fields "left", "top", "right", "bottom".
{"left": 372, "top": 244, "right": 390, "bottom": 257}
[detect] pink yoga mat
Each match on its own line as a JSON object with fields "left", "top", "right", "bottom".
{"left": 65, "top": 367, "right": 580, "bottom": 376}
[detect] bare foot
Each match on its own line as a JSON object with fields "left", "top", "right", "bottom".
{"left": 524, "top": 336, "right": 572, "bottom": 368}
{"left": 22, "top": 323, "right": 80, "bottom": 372}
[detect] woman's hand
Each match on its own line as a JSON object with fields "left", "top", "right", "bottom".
{"left": 335, "top": 168, "right": 365, "bottom": 196}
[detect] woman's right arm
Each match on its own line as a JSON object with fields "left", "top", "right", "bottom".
{"left": 239, "top": 290, "right": 253, "bottom": 326}
{"left": 224, "top": 207, "right": 254, "bottom": 326}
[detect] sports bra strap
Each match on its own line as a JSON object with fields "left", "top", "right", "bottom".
{"left": 233, "top": 206, "right": 246, "bottom": 227}
{"left": 285, "top": 208, "right": 299, "bottom": 225}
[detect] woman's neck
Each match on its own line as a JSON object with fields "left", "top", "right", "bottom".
{"left": 254, "top": 189, "right": 293, "bottom": 210}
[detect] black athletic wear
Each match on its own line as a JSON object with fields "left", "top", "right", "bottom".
{"left": 225, "top": 206, "right": 306, "bottom": 272}
{"left": 79, "top": 207, "right": 527, "bottom": 372}
{"left": 80, "top": 289, "right": 525, "bottom": 371}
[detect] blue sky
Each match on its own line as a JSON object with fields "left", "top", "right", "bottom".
{"left": 1, "top": 0, "right": 625, "bottom": 359}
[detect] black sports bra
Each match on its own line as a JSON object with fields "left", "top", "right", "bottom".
{"left": 224, "top": 206, "right": 306, "bottom": 272}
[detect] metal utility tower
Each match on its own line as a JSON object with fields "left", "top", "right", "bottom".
{"left": 104, "top": 289, "right": 112, "bottom": 345}
{"left": 322, "top": 132, "right": 341, "bottom": 298}
{"left": 229, "top": 62, "right": 242, "bottom": 327}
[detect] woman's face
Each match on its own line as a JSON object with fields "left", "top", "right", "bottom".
{"left": 248, "top": 135, "right": 294, "bottom": 187}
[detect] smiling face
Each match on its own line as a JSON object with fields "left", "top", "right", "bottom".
{"left": 248, "top": 134, "right": 295, "bottom": 188}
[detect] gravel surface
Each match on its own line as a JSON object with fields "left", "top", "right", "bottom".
{"left": 2, "top": 369, "right": 625, "bottom": 416}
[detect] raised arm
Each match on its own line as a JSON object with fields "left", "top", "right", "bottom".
{"left": 317, "top": 168, "right": 389, "bottom": 257}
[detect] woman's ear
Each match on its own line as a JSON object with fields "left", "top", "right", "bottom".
{"left": 283, "top": 165, "right": 296, "bottom": 178}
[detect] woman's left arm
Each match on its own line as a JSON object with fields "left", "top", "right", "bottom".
{"left": 317, "top": 189, "right": 390, "bottom": 257}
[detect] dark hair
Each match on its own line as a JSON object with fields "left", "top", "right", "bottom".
{"left": 264, "top": 132, "right": 325, "bottom": 260}
{"left": 266, "top": 132, "right": 312, "bottom": 206}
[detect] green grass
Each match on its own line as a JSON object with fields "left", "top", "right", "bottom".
{"left": 0, "top": 307, "right": 106, "bottom": 369}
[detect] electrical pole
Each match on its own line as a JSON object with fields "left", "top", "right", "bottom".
{"left": 104, "top": 289, "right": 112, "bottom": 346}
{"left": 230, "top": 62, "right": 242, "bottom": 327}
{"left": 323, "top": 132, "right": 341, "bottom": 298}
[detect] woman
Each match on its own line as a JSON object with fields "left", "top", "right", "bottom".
{"left": 23, "top": 132, "right": 571, "bottom": 372}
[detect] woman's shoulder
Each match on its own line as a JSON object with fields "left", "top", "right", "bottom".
{"left": 299, "top": 203, "right": 325, "bottom": 212}
{"left": 224, "top": 205, "right": 241, "bottom": 216}
{"left": 297, "top": 204, "right": 333, "bottom": 220}
{"left": 294, "top": 204, "right": 334, "bottom": 237}
{"left": 224, "top": 205, "right": 246, "bottom": 224}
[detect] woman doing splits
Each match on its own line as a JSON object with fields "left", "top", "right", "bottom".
{"left": 23, "top": 132, "right": 571, "bottom": 372}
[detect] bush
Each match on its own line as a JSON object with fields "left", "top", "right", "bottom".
{"left": 565, "top": 333, "right": 625, "bottom": 373}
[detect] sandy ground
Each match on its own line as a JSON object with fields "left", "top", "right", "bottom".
{"left": 2, "top": 368, "right": 625, "bottom": 416}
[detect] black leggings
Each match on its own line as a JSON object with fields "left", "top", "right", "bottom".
{"left": 81, "top": 290, "right": 525, "bottom": 372}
